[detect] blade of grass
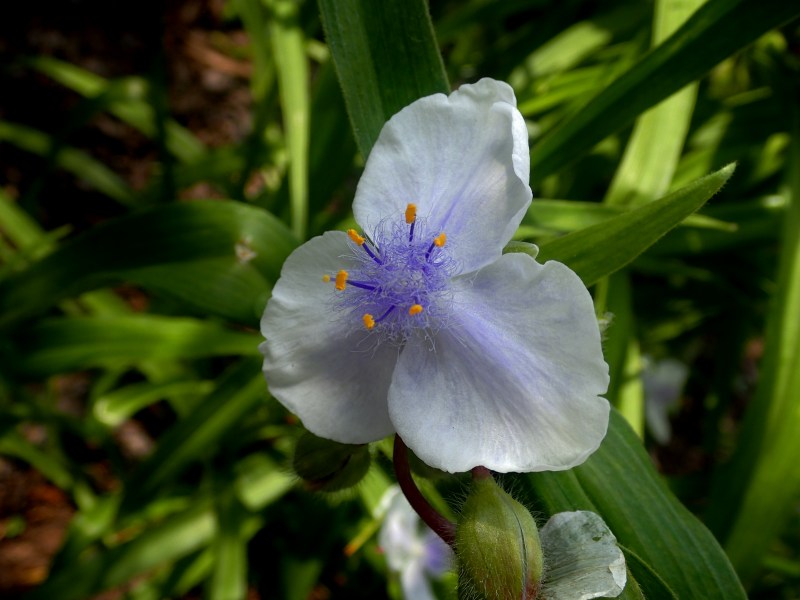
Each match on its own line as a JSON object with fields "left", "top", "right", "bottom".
{"left": 0, "top": 121, "right": 136, "bottom": 206}
{"left": 28, "top": 56, "right": 205, "bottom": 162}
{"left": 604, "top": 0, "right": 705, "bottom": 206}
{"left": 318, "top": 0, "right": 449, "bottom": 158}
{"left": 522, "top": 164, "right": 736, "bottom": 286}
{"left": 0, "top": 201, "right": 297, "bottom": 327}
{"left": 268, "top": 0, "right": 310, "bottom": 239}
{"left": 93, "top": 380, "right": 214, "bottom": 428}
{"left": 712, "top": 110, "right": 800, "bottom": 586}
{"left": 208, "top": 487, "right": 249, "bottom": 600}
{"left": 517, "top": 410, "right": 747, "bottom": 599}
{"left": 600, "top": 0, "right": 705, "bottom": 433}
{"left": 26, "top": 501, "right": 216, "bottom": 600}
{"left": 231, "top": 0, "right": 275, "bottom": 102}
{"left": 530, "top": 0, "right": 800, "bottom": 184}
{"left": 0, "top": 188, "right": 48, "bottom": 251}
{"left": 11, "top": 315, "right": 260, "bottom": 376}
{"left": 120, "top": 358, "right": 264, "bottom": 513}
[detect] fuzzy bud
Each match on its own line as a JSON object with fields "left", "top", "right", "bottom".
{"left": 456, "top": 475, "right": 543, "bottom": 599}
{"left": 292, "top": 431, "right": 370, "bottom": 492}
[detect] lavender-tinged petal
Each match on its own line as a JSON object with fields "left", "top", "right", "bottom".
{"left": 389, "top": 253, "right": 610, "bottom": 473}
{"left": 400, "top": 564, "right": 439, "bottom": 600}
{"left": 379, "top": 489, "right": 449, "bottom": 600}
{"left": 539, "top": 511, "right": 627, "bottom": 600}
{"left": 353, "top": 78, "right": 531, "bottom": 274}
{"left": 260, "top": 231, "right": 397, "bottom": 443}
{"left": 379, "top": 488, "right": 422, "bottom": 572}
{"left": 421, "top": 529, "right": 452, "bottom": 577}
{"left": 643, "top": 357, "right": 688, "bottom": 445}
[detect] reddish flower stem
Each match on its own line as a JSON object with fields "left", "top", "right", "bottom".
{"left": 471, "top": 465, "right": 493, "bottom": 481}
{"left": 392, "top": 435, "right": 456, "bottom": 547}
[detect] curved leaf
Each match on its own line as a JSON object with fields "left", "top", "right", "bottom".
{"left": 516, "top": 410, "right": 746, "bottom": 599}
{"left": 318, "top": 0, "right": 449, "bottom": 158}
{"left": 531, "top": 164, "right": 735, "bottom": 285}
{"left": 0, "top": 201, "right": 298, "bottom": 327}
{"left": 11, "top": 315, "right": 260, "bottom": 376}
{"left": 530, "top": 0, "right": 800, "bottom": 183}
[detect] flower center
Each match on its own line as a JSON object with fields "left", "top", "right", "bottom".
{"left": 324, "top": 203, "right": 454, "bottom": 342}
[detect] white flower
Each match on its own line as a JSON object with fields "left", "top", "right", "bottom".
{"left": 643, "top": 357, "right": 688, "bottom": 445}
{"left": 378, "top": 487, "right": 451, "bottom": 600}
{"left": 260, "top": 78, "right": 610, "bottom": 473}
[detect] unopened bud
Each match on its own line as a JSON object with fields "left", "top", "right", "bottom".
{"left": 456, "top": 475, "right": 543, "bottom": 599}
{"left": 292, "top": 431, "right": 370, "bottom": 492}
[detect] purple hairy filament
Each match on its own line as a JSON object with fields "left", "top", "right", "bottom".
{"left": 323, "top": 204, "right": 455, "bottom": 343}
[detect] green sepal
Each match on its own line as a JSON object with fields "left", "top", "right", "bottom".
{"left": 292, "top": 431, "right": 371, "bottom": 493}
{"left": 456, "top": 476, "right": 543, "bottom": 600}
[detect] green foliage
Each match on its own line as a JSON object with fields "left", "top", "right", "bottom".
{"left": 318, "top": 0, "right": 449, "bottom": 157}
{"left": 1, "top": 0, "right": 799, "bottom": 598}
{"left": 519, "top": 410, "right": 746, "bottom": 598}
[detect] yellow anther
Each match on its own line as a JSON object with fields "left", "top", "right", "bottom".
{"left": 322, "top": 274, "right": 331, "bottom": 283}
{"left": 433, "top": 232, "right": 447, "bottom": 247}
{"left": 335, "top": 270, "right": 348, "bottom": 291}
{"left": 363, "top": 314, "right": 375, "bottom": 330}
{"left": 405, "top": 203, "right": 417, "bottom": 224}
{"left": 408, "top": 304, "right": 424, "bottom": 316}
{"left": 347, "top": 229, "right": 365, "bottom": 245}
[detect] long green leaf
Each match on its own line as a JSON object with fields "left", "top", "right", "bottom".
{"left": 648, "top": 194, "right": 782, "bottom": 256}
{"left": 93, "top": 380, "right": 214, "bottom": 427}
{"left": 522, "top": 199, "right": 734, "bottom": 237}
{"left": 318, "top": 0, "right": 449, "bottom": 158}
{"left": 0, "top": 188, "right": 49, "bottom": 251}
{"left": 26, "top": 501, "right": 216, "bottom": 600}
{"left": 0, "top": 121, "right": 135, "bottom": 205}
{"left": 604, "top": 0, "right": 704, "bottom": 206}
{"left": 28, "top": 56, "right": 205, "bottom": 162}
{"left": 0, "top": 201, "right": 297, "bottom": 327}
{"left": 598, "top": 0, "right": 706, "bottom": 434}
{"left": 529, "top": 164, "right": 735, "bottom": 285}
{"left": 268, "top": 0, "right": 310, "bottom": 240}
{"left": 120, "top": 358, "right": 265, "bottom": 512}
{"left": 517, "top": 410, "right": 746, "bottom": 599}
{"left": 11, "top": 315, "right": 259, "bottom": 375}
{"left": 208, "top": 488, "right": 249, "bottom": 600}
{"left": 530, "top": 0, "right": 800, "bottom": 184}
{"left": 711, "top": 114, "right": 800, "bottom": 586}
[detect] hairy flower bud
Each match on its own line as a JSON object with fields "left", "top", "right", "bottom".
{"left": 292, "top": 431, "right": 370, "bottom": 492}
{"left": 455, "top": 475, "right": 543, "bottom": 599}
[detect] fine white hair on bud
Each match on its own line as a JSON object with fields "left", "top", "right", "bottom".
{"left": 455, "top": 475, "right": 543, "bottom": 599}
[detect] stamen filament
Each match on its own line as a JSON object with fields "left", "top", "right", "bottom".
{"left": 348, "top": 280, "right": 376, "bottom": 291}
{"left": 375, "top": 305, "right": 396, "bottom": 323}
{"left": 362, "top": 243, "right": 383, "bottom": 265}
{"left": 406, "top": 203, "right": 417, "bottom": 242}
{"left": 425, "top": 232, "right": 447, "bottom": 258}
{"left": 335, "top": 270, "right": 348, "bottom": 291}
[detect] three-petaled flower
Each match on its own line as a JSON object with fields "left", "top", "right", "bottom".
{"left": 260, "top": 78, "right": 609, "bottom": 473}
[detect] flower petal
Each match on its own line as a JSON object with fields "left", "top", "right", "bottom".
{"left": 353, "top": 78, "right": 532, "bottom": 274}
{"left": 540, "top": 511, "right": 627, "bottom": 600}
{"left": 389, "top": 253, "right": 609, "bottom": 473}
{"left": 378, "top": 488, "right": 449, "bottom": 600}
{"left": 260, "top": 231, "right": 397, "bottom": 443}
